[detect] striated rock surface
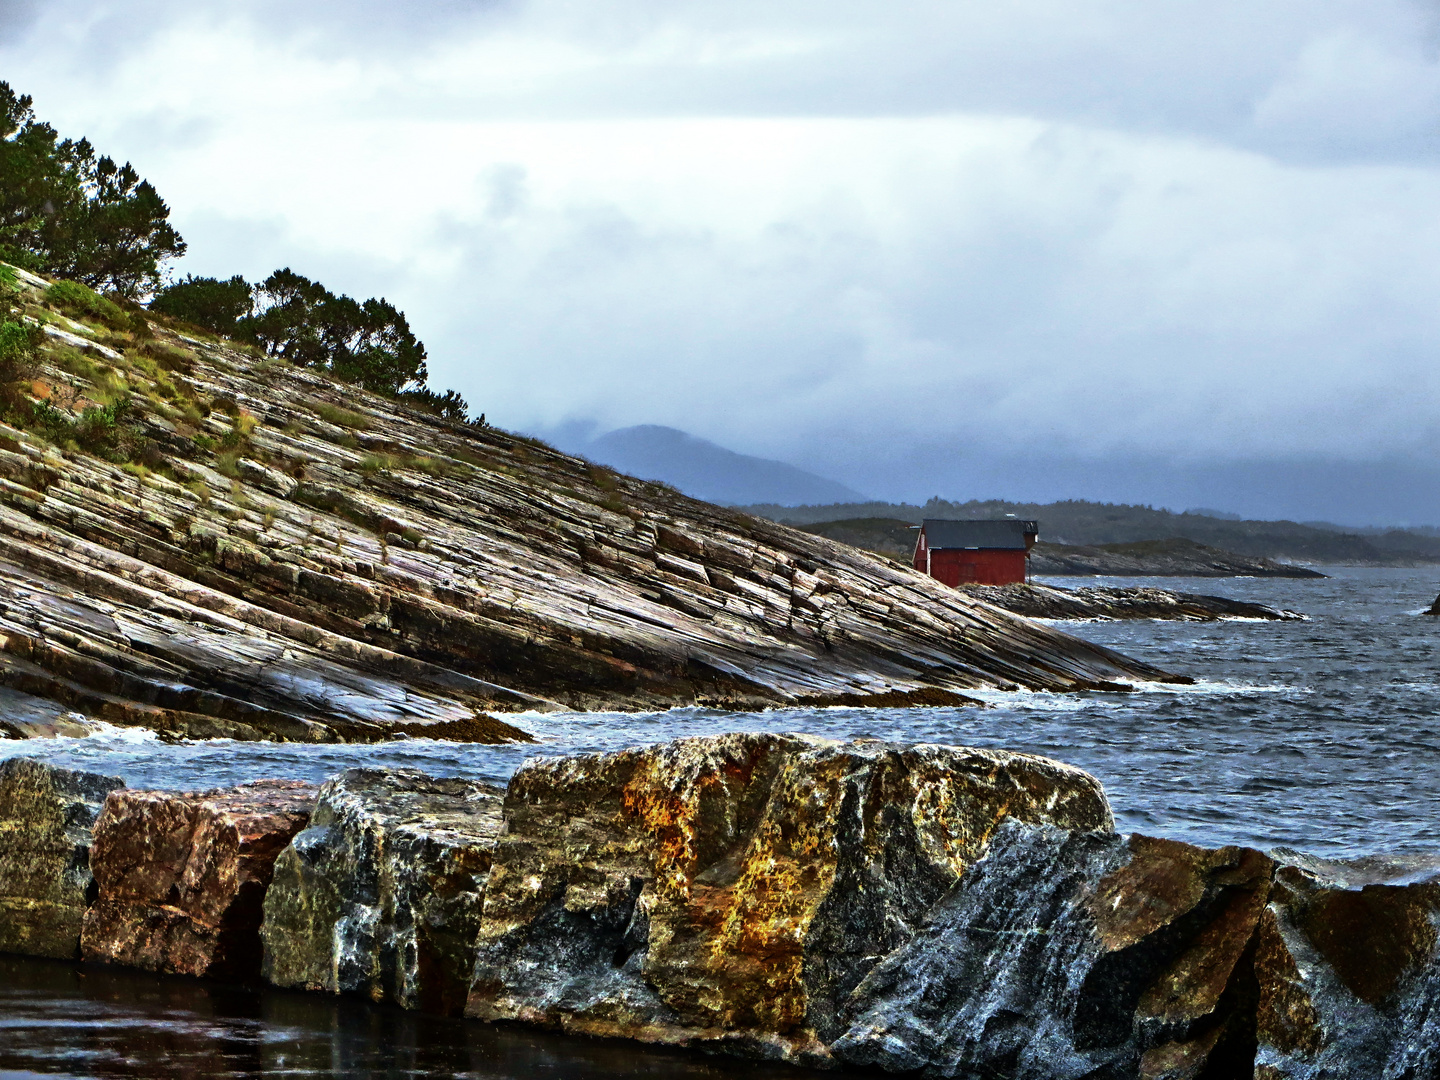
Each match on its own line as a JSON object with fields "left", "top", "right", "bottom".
{"left": 1253, "top": 850, "right": 1440, "bottom": 1079}
{"left": 962, "top": 582, "right": 1304, "bottom": 622}
{"left": 261, "top": 768, "right": 503, "bottom": 1015}
{"left": 0, "top": 267, "right": 1181, "bottom": 743}
{"left": 833, "top": 821, "right": 1275, "bottom": 1078}
{"left": 0, "top": 757, "right": 123, "bottom": 958}
{"left": 465, "top": 732, "right": 1113, "bottom": 1064}
{"left": 81, "top": 779, "right": 316, "bottom": 979}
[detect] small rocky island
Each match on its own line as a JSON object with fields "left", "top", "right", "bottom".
{"left": 1, "top": 737, "right": 1434, "bottom": 1079}
{"left": 0, "top": 265, "right": 1186, "bottom": 743}
{"left": 962, "top": 582, "right": 1304, "bottom": 621}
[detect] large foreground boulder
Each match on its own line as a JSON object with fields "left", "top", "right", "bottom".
{"left": 81, "top": 779, "right": 316, "bottom": 979}
{"left": 832, "top": 821, "right": 1274, "bottom": 1078}
{"left": 0, "top": 758, "right": 123, "bottom": 958}
{"left": 261, "top": 769, "right": 504, "bottom": 1015}
{"left": 1254, "top": 850, "right": 1440, "bottom": 1078}
{"left": 465, "top": 733, "right": 1114, "bottom": 1064}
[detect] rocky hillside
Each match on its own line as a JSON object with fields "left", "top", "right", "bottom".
{"left": 0, "top": 266, "right": 1181, "bottom": 742}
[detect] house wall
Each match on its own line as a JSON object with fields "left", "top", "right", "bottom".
{"left": 926, "top": 548, "right": 1028, "bottom": 586}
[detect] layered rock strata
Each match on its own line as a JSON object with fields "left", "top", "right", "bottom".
{"left": 962, "top": 583, "right": 1304, "bottom": 622}
{"left": 81, "top": 779, "right": 316, "bottom": 979}
{"left": 464, "top": 733, "right": 1114, "bottom": 1064}
{"left": 261, "top": 768, "right": 503, "bottom": 1015}
{"left": 0, "top": 267, "right": 1182, "bottom": 742}
{"left": 0, "top": 757, "right": 123, "bottom": 958}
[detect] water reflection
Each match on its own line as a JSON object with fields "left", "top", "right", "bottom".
{"left": 0, "top": 956, "right": 871, "bottom": 1079}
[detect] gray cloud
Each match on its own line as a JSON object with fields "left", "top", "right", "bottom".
{"left": 5, "top": 0, "right": 1440, "bottom": 521}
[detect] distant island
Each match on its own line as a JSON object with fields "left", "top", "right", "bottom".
{"left": 743, "top": 498, "right": 1440, "bottom": 572}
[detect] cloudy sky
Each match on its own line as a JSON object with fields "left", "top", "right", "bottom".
{"left": 4, "top": 1, "right": 1440, "bottom": 522}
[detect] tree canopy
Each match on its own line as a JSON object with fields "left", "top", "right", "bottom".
{"left": 0, "top": 83, "right": 185, "bottom": 298}
{"left": 151, "top": 268, "right": 436, "bottom": 399}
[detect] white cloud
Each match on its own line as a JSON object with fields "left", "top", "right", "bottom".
{"left": 4, "top": 0, "right": 1440, "bottom": 515}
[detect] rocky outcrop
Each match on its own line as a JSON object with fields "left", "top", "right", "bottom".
{"left": 261, "top": 769, "right": 503, "bottom": 1015}
{"left": 0, "top": 268, "right": 1182, "bottom": 743}
{"left": 1029, "top": 538, "right": 1327, "bottom": 578}
{"left": 81, "top": 780, "right": 316, "bottom": 979}
{"left": 464, "top": 732, "right": 1113, "bottom": 1064}
{"left": 833, "top": 823, "right": 1274, "bottom": 1077}
{"left": 1253, "top": 850, "right": 1440, "bottom": 1078}
{"left": 0, "top": 757, "right": 122, "bottom": 958}
{"left": 961, "top": 583, "right": 1304, "bottom": 622}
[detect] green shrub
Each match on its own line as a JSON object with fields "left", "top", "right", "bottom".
{"left": 0, "top": 319, "right": 40, "bottom": 380}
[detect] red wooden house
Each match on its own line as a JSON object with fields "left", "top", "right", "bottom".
{"left": 913, "top": 519, "right": 1039, "bottom": 586}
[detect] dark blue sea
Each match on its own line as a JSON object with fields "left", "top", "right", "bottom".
{"left": 1, "top": 566, "right": 1435, "bottom": 1077}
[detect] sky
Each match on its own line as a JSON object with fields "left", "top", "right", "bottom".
{"left": 4, "top": 1, "right": 1440, "bottom": 522}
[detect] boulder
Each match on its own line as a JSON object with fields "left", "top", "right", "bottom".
{"left": 465, "top": 732, "right": 1113, "bottom": 1064}
{"left": 1253, "top": 850, "right": 1440, "bottom": 1079}
{"left": 0, "top": 757, "right": 123, "bottom": 958}
{"left": 81, "top": 779, "right": 316, "bottom": 979}
{"left": 260, "top": 769, "right": 503, "bottom": 1015}
{"left": 831, "top": 822, "right": 1274, "bottom": 1078}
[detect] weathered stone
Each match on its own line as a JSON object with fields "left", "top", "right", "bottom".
{"left": 832, "top": 822, "right": 1273, "bottom": 1078}
{"left": 81, "top": 779, "right": 316, "bottom": 979}
{"left": 0, "top": 757, "right": 123, "bottom": 958}
{"left": 1253, "top": 850, "right": 1440, "bottom": 1078}
{"left": 261, "top": 768, "right": 502, "bottom": 1015}
{"left": 465, "top": 732, "right": 1113, "bottom": 1064}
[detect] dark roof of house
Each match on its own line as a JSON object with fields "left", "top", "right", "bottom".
{"left": 920, "top": 519, "right": 1039, "bottom": 550}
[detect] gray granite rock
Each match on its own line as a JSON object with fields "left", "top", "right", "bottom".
{"left": 0, "top": 757, "right": 123, "bottom": 958}
{"left": 832, "top": 820, "right": 1275, "bottom": 1079}
{"left": 261, "top": 768, "right": 503, "bottom": 1015}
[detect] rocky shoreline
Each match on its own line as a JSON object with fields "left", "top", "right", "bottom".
{"left": 1, "top": 736, "right": 1434, "bottom": 1078}
{"left": 0, "top": 266, "right": 1185, "bottom": 742}
{"left": 962, "top": 582, "right": 1305, "bottom": 622}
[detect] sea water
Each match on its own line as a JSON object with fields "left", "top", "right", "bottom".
{"left": 0, "top": 565, "right": 1435, "bottom": 1077}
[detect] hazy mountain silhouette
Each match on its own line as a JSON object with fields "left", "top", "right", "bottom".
{"left": 579, "top": 425, "right": 867, "bottom": 506}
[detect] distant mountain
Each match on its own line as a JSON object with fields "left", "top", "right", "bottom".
{"left": 576, "top": 425, "right": 867, "bottom": 507}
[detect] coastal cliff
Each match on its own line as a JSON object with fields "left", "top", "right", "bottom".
{"left": 0, "top": 265, "right": 1180, "bottom": 742}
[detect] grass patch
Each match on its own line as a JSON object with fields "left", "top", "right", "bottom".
{"left": 312, "top": 401, "right": 372, "bottom": 430}
{"left": 43, "top": 281, "right": 127, "bottom": 329}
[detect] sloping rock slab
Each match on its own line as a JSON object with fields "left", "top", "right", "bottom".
{"left": 81, "top": 779, "right": 316, "bottom": 979}
{"left": 832, "top": 822, "right": 1275, "bottom": 1078}
{"left": 0, "top": 757, "right": 123, "bottom": 958}
{"left": 466, "top": 732, "right": 1113, "bottom": 1065}
{"left": 1254, "top": 850, "right": 1440, "bottom": 1079}
{"left": 261, "top": 769, "right": 503, "bottom": 1015}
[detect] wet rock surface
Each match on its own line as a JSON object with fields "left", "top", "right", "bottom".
{"left": 962, "top": 583, "right": 1304, "bottom": 622}
{"left": 81, "top": 780, "right": 316, "bottom": 979}
{"left": 1253, "top": 850, "right": 1440, "bottom": 1079}
{"left": 0, "top": 757, "right": 123, "bottom": 958}
{"left": 832, "top": 823, "right": 1274, "bottom": 1078}
{"left": 0, "top": 269, "right": 1180, "bottom": 743}
{"left": 261, "top": 768, "right": 503, "bottom": 1015}
{"left": 465, "top": 732, "right": 1114, "bottom": 1063}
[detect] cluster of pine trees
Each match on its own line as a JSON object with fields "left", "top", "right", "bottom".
{"left": 0, "top": 82, "right": 475, "bottom": 416}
